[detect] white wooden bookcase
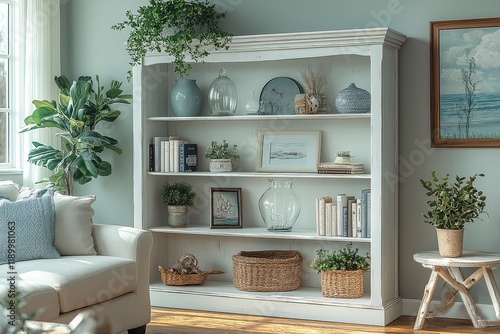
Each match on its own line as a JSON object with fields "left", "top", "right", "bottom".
{"left": 132, "top": 28, "right": 406, "bottom": 326}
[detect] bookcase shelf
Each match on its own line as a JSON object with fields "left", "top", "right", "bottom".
{"left": 133, "top": 27, "right": 406, "bottom": 326}
{"left": 147, "top": 171, "right": 371, "bottom": 179}
{"left": 148, "top": 226, "right": 372, "bottom": 242}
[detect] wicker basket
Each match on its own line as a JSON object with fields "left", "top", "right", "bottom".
{"left": 158, "top": 265, "right": 224, "bottom": 286}
{"left": 232, "top": 250, "right": 302, "bottom": 292}
{"left": 320, "top": 269, "right": 364, "bottom": 298}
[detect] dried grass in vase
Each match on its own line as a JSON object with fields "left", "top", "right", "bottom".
{"left": 301, "top": 66, "right": 332, "bottom": 114}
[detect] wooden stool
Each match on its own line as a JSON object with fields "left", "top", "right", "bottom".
{"left": 413, "top": 250, "right": 500, "bottom": 329}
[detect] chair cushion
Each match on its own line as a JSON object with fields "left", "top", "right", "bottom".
{"left": 0, "top": 278, "right": 60, "bottom": 321}
{"left": 0, "top": 189, "right": 60, "bottom": 265}
{"left": 13, "top": 256, "right": 137, "bottom": 313}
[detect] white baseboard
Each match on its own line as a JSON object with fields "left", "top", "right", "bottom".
{"left": 402, "top": 298, "right": 496, "bottom": 320}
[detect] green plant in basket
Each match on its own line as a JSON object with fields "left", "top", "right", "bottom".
{"left": 311, "top": 242, "right": 370, "bottom": 273}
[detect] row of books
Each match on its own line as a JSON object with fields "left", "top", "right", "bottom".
{"left": 149, "top": 136, "right": 198, "bottom": 172}
{"left": 315, "top": 189, "right": 371, "bottom": 238}
{"left": 317, "top": 161, "right": 365, "bottom": 174}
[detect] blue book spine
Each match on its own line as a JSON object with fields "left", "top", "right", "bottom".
{"left": 179, "top": 144, "right": 197, "bottom": 172}
{"left": 366, "top": 191, "right": 371, "bottom": 238}
{"left": 361, "top": 189, "right": 370, "bottom": 238}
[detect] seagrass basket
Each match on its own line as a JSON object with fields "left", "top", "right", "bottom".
{"left": 320, "top": 269, "right": 364, "bottom": 298}
{"left": 158, "top": 265, "right": 223, "bottom": 286}
{"left": 232, "top": 250, "right": 302, "bottom": 292}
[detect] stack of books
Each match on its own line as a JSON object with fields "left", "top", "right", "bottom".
{"left": 317, "top": 161, "right": 365, "bottom": 174}
{"left": 315, "top": 189, "right": 371, "bottom": 238}
{"left": 150, "top": 136, "right": 198, "bottom": 172}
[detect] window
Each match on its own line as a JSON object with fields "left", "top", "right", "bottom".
{"left": 0, "top": 1, "right": 11, "bottom": 166}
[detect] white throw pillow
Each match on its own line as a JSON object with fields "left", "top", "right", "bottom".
{"left": 53, "top": 192, "right": 97, "bottom": 256}
{"left": 0, "top": 180, "right": 20, "bottom": 201}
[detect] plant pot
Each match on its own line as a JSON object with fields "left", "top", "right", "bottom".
{"left": 320, "top": 270, "right": 364, "bottom": 298}
{"left": 436, "top": 228, "right": 464, "bottom": 258}
{"left": 334, "top": 156, "right": 351, "bottom": 164}
{"left": 209, "top": 159, "right": 232, "bottom": 172}
{"left": 167, "top": 205, "right": 188, "bottom": 227}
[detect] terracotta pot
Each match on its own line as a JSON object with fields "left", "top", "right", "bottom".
{"left": 436, "top": 228, "right": 464, "bottom": 258}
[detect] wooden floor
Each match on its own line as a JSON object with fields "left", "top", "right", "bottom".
{"left": 146, "top": 307, "right": 500, "bottom": 333}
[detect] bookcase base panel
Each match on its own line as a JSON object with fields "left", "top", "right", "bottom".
{"left": 149, "top": 281, "right": 402, "bottom": 326}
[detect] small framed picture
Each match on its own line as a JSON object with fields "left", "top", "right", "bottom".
{"left": 210, "top": 188, "right": 243, "bottom": 229}
{"left": 256, "top": 130, "right": 321, "bottom": 172}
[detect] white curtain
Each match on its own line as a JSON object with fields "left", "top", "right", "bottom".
{"left": 14, "top": 0, "right": 61, "bottom": 188}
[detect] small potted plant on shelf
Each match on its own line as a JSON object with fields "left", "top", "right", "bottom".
{"left": 334, "top": 150, "right": 352, "bottom": 164}
{"left": 204, "top": 140, "right": 240, "bottom": 172}
{"left": 420, "top": 171, "right": 487, "bottom": 258}
{"left": 112, "top": 0, "right": 232, "bottom": 80}
{"left": 311, "top": 242, "right": 370, "bottom": 298}
{"left": 160, "top": 181, "right": 196, "bottom": 227}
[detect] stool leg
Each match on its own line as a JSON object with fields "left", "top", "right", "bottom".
{"left": 415, "top": 269, "right": 440, "bottom": 330}
{"left": 483, "top": 267, "right": 500, "bottom": 319}
{"left": 449, "top": 267, "right": 482, "bottom": 328}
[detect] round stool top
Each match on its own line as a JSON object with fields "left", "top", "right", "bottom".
{"left": 414, "top": 250, "right": 500, "bottom": 267}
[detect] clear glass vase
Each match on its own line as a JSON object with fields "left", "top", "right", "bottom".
{"left": 208, "top": 68, "right": 238, "bottom": 116}
{"left": 258, "top": 179, "right": 301, "bottom": 232}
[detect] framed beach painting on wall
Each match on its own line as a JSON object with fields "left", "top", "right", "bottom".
{"left": 431, "top": 17, "right": 500, "bottom": 147}
{"left": 210, "top": 188, "right": 242, "bottom": 229}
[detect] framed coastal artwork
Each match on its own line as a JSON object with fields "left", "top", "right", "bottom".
{"left": 431, "top": 17, "right": 500, "bottom": 147}
{"left": 210, "top": 188, "right": 242, "bottom": 229}
{"left": 256, "top": 130, "right": 321, "bottom": 172}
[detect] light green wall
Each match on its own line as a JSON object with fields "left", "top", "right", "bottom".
{"left": 61, "top": 0, "right": 500, "bottom": 305}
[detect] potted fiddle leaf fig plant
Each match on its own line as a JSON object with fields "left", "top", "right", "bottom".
{"left": 20, "top": 75, "right": 132, "bottom": 196}
{"left": 311, "top": 243, "right": 370, "bottom": 298}
{"left": 420, "top": 171, "right": 487, "bottom": 257}
{"left": 204, "top": 140, "right": 239, "bottom": 172}
{"left": 160, "top": 181, "right": 196, "bottom": 227}
{"left": 112, "top": 0, "right": 232, "bottom": 80}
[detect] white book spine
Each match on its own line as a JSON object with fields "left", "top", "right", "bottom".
{"left": 160, "top": 141, "right": 165, "bottom": 172}
{"left": 325, "top": 202, "right": 333, "bottom": 237}
{"left": 169, "top": 141, "right": 175, "bottom": 172}
{"left": 173, "top": 140, "right": 180, "bottom": 172}
{"left": 318, "top": 197, "right": 327, "bottom": 236}
{"left": 163, "top": 141, "right": 170, "bottom": 173}
{"left": 336, "top": 194, "right": 346, "bottom": 237}
{"left": 331, "top": 205, "right": 337, "bottom": 237}
{"left": 356, "top": 199, "right": 362, "bottom": 238}
{"left": 315, "top": 198, "right": 320, "bottom": 235}
{"left": 352, "top": 201, "right": 357, "bottom": 237}
{"left": 154, "top": 136, "right": 168, "bottom": 172}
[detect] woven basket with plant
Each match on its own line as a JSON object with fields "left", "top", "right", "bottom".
{"left": 311, "top": 243, "right": 370, "bottom": 298}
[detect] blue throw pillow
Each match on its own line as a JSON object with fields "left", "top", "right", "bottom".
{"left": 0, "top": 189, "right": 60, "bottom": 265}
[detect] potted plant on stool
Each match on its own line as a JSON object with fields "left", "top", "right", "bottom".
{"left": 160, "top": 181, "right": 196, "bottom": 227}
{"left": 205, "top": 140, "right": 240, "bottom": 172}
{"left": 420, "top": 171, "right": 487, "bottom": 257}
{"left": 311, "top": 242, "right": 370, "bottom": 298}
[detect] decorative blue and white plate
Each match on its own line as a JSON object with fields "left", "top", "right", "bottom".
{"left": 259, "top": 77, "right": 304, "bottom": 115}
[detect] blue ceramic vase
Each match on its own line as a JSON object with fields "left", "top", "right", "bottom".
{"left": 334, "top": 83, "right": 371, "bottom": 114}
{"left": 171, "top": 79, "right": 202, "bottom": 117}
